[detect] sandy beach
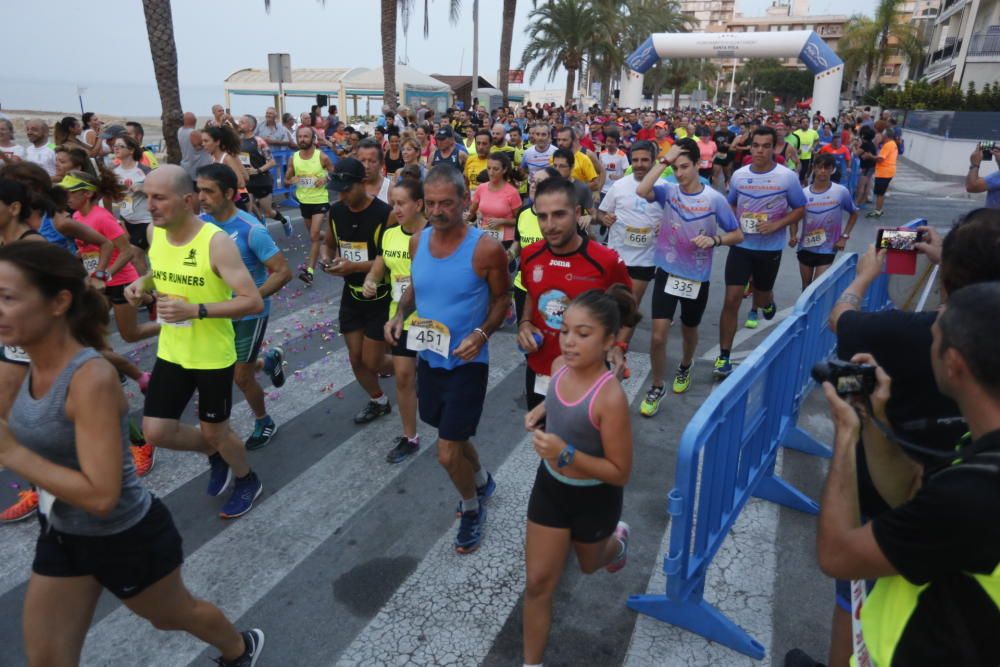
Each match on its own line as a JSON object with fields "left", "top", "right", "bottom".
{"left": 3, "top": 109, "right": 192, "bottom": 148}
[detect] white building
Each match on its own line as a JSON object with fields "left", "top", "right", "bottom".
{"left": 922, "top": 0, "right": 1000, "bottom": 88}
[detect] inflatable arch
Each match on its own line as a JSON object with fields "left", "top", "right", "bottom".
{"left": 620, "top": 31, "right": 844, "bottom": 120}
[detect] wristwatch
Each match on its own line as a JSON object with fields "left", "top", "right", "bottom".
{"left": 198, "top": 304, "right": 209, "bottom": 319}
{"left": 841, "top": 233, "right": 850, "bottom": 239}
{"left": 92, "top": 270, "right": 110, "bottom": 282}
{"left": 557, "top": 443, "right": 576, "bottom": 468}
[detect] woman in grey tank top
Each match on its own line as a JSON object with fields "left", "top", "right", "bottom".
{"left": 0, "top": 242, "right": 264, "bottom": 667}
{"left": 521, "top": 287, "right": 640, "bottom": 667}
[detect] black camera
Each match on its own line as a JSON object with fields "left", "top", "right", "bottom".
{"left": 812, "top": 360, "right": 877, "bottom": 397}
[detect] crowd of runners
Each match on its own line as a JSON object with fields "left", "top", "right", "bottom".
{"left": 0, "top": 100, "right": 895, "bottom": 666}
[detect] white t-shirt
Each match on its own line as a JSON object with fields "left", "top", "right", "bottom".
{"left": 113, "top": 164, "right": 152, "bottom": 224}
{"left": 0, "top": 143, "right": 26, "bottom": 161}
{"left": 25, "top": 144, "right": 56, "bottom": 176}
{"left": 599, "top": 176, "right": 662, "bottom": 268}
{"left": 599, "top": 150, "right": 630, "bottom": 194}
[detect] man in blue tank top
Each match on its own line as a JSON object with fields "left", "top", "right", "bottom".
{"left": 385, "top": 164, "right": 511, "bottom": 554}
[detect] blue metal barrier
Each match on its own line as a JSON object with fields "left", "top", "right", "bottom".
{"left": 627, "top": 218, "right": 929, "bottom": 660}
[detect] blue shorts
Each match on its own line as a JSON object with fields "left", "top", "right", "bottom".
{"left": 417, "top": 360, "right": 488, "bottom": 441}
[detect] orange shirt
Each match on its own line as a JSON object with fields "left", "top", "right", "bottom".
{"left": 874, "top": 140, "right": 898, "bottom": 179}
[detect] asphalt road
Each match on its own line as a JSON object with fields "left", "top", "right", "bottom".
{"left": 0, "top": 174, "right": 984, "bottom": 667}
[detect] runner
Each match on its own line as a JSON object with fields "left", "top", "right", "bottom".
{"left": 429, "top": 126, "right": 467, "bottom": 172}
{"left": 285, "top": 126, "right": 334, "bottom": 285}
{"left": 23, "top": 119, "right": 57, "bottom": 177}
{"left": 320, "top": 158, "right": 394, "bottom": 425}
{"left": 125, "top": 165, "right": 265, "bottom": 519}
{"left": 463, "top": 129, "right": 492, "bottom": 191}
{"left": 0, "top": 241, "right": 265, "bottom": 667}
{"left": 111, "top": 135, "right": 152, "bottom": 275}
{"left": 466, "top": 151, "right": 522, "bottom": 247}
{"left": 202, "top": 126, "right": 249, "bottom": 211}
{"left": 635, "top": 139, "right": 742, "bottom": 416}
{"left": 792, "top": 116, "right": 819, "bottom": 185}
{"left": 384, "top": 164, "right": 509, "bottom": 554}
{"left": 357, "top": 138, "right": 392, "bottom": 204}
{"left": 791, "top": 153, "right": 858, "bottom": 289}
{"left": 238, "top": 114, "right": 291, "bottom": 236}
{"left": 598, "top": 140, "right": 661, "bottom": 314}
{"left": 598, "top": 130, "right": 629, "bottom": 202}
{"left": 124, "top": 122, "right": 160, "bottom": 169}
{"left": 196, "top": 163, "right": 292, "bottom": 450}
{"left": 550, "top": 149, "right": 594, "bottom": 225}
{"left": 518, "top": 177, "right": 633, "bottom": 410}
{"left": 362, "top": 179, "right": 428, "bottom": 463}
{"left": 714, "top": 126, "right": 806, "bottom": 379}
{"left": 384, "top": 129, "right": 405, "bottom": 179}
{"left": 521, "top": 123, "right": 557, "bottom": 178}
{"left": 555, "top": 126, "right": 601, "bottom": 193}
{"left": 509, "top": 168, "right": 557, "bottom": 322}
{"left": 521, "top": 287, "right": 637, "bottom": 667}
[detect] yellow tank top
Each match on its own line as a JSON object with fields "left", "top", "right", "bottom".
{"left": 381, "top": 224, "right": 419, "bottom": 329}
{"left": 292, "top": 149, "right": 329, "bottom": 204}
{"left": 149, "top": 224, "right": 236, "bottom": 369}
{"left": 514, "top": 207, "right": 543, "bottom": 290}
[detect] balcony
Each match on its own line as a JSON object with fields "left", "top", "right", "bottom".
{"left": 968, "top": 31, "right": 1000, "bottom": 57}
{"left": 936, "top": 0, "right": 969, "bottom": 24}
{"left": 925, "top": 38, "right": 963, "bottom": 66}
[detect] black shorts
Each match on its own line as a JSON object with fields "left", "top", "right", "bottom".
{"left": 651, "top": 268, "right": 710, "bottom": 327}
{"left": 873, "top": 177, "right": 892, "bottom": 196}
{"left": 299, "top": 202, "right": 330, "bottom": 219}
{"left": 626, "top": 265, "right": 655, "bottom": 282}
{"left": 527, "top": 462, "right": 623, "bottom": 543}
{"left": 104, "top": 283, "right": 128, "bottom": 306}
{"left": 417, "top": 360, "right": 488, "bottom": 441}
{"left": 514, "top": 286, "right": 528, "bottom": 323}
{"left": 339, "top": 288, "right": 390, "bottom": 341}
{"left": 391, "top": 328, "right": 417, "bottom": 358}
{"left": 797, "top": 249, "right": 836, "bottom": 268}
{"left": 248, "top": 184, "right": 273, "bottom": 199}
{"left": 698, "top": 168, "right": 714, "bottom": 180}
{"left": 799, "top": 158, "right": 812, "bottom": 178}
{"left": 123, "top": 221, "right": 150, "bottom": 251}
{"left": 32, "top": 497, "right": 183, "bottom": 600}
{"left": 143, "top": 357, "right": 234, "bottom": 423}
{"left": 724, "top": 246, "right": 782, "bottom": 291}
{"left": 713, "top": 155, "right": 731, "bottom": 166}
{"left": 234, "top": 192, "right": 250, "bottom": 212}
{"left": 233, "top": 316, "right": 268, "bottom": 364}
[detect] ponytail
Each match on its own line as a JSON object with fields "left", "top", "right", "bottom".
{"left": 570, "top": 284, "right": 641, "bottom": 336}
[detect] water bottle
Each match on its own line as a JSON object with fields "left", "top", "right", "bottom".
{"left": 518, "top": 332, "right": 543, "bottom": 354}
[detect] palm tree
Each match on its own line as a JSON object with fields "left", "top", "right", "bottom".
{"left": 381, "top": 0, "right": 400, "bottom": 108}
{"left": 141, "top": 0, "right": 183, "bottom": 164}
{"left": 520, "top": 0, "right": 597, "bottom": 106}
{"left": 498, "top": 0, "right": 517, "bottom": 106}
{"left": 838, "top": 0, "right": 924, "bottom": 96}
{"left": 654, "top": 59, "right": 716, "bottom": 109}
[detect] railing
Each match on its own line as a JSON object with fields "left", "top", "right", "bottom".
{"left": 626, "top": 219, "right": 926, "bottom": 660}
{"left": 968, "top": 32, "right": 1000, "bottom": 56}
{"left": 927, "top": 38, "right": 963, "bottom": 65}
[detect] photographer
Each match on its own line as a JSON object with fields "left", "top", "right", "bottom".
{"left": 802, "top": 207, "right": 1000, "bottom": 667}
{"left": 815, "top": 283, "right": 1000, "bottom": 666}
{"left": 966, "top": 143, "right": 1000, "bottom": 209}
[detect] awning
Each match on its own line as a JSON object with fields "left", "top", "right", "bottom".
{"left": 922, "top": 65, "right": 956, "bottom": 84}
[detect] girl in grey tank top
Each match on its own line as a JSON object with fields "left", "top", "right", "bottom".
{"left": 521, "top": 286, "right": 639, "bottom": 666}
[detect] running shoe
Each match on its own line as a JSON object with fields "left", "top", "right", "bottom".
{"left": 207, "top": 453, "right": 232, "bottom": 497}
{"left": 0, "top": 490, "right": 38, "bottom": 523}
{"left": 639, "top": 385, "right": 666, "bottom": 417}
{"left": 131, "top": 443, "right": 157, "bottom": 477}
{"left": 762, "top": 302, "right": 777, "bottom": 321}
{"left": 298, "top": 265, "right": 314, "bottom": 286}
{"left": 386, "top": 436, "right": 419, "bottom": 464}
{"left": 245, "top": 417, "right": 277, "bottom": 451}
{"left": 713, "top": 356, "right": 733, "bottom": 379}
{"left": 353, "top": 399, "right": 391, "bottom": 424}
{"left": 263, "top": 347, "right": 285, "bottom": 387}
{"left": 745, "top": 310, "right": 759, "bottom": 329}
{"left": 865, "top": 209, "right": 884, "bottom": 218}
{"left": 672, "top": 366, "right": 692, "bottom": 394}
{"left": 138, "top": 371, "right": 151, "bottom": 395}
{"left": 219, "top": 472, "right": 263, "bottom": 519}
{"left": 606, "top": 521, "right": 630, "bottom": 573}
{"left": 454, "top": 472, "right": 497, "bottom": 516}
{"left": 278, "top": 212, "right": 293, "bottom": 238}
{"left": 215, "top": 628, "right": 265, "bottom": 667}
{"left": 454, "top": 505, "right": 487, "bottom": 554}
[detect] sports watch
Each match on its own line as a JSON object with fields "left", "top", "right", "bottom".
{"left": 557, "top": 443, "right": 576, "bottom": 468}
{"left": 92, "top": 270, "right": 110, "bottom": 282}
{"left": 198, "top": 304, "right": 209, "bottom": 319}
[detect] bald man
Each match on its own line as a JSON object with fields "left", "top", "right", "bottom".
{"left": 178, "top": 112, "right": 212, "bottom": 182}
{"left": 24, "top": 119, "right": 56, "bottom": 176}
{"left": 125, "top": 165, "right": 267, "bottom": 519}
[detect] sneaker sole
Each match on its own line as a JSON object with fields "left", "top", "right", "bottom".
{"left": 219, "top": 483, "right": 264, "bottom": 519}
{"left": 246, "top": 423, "right": 279, "bottom": 451}
{"left": 245, "top": 629, "right": 265, "bottom": 667}
{"left": 454, "top": 541, "right": 483, "bottom": 555}
{"left": 207, "top": 467, "right": 233, "bottom": 497}
{"left": 672, "top": 383, "right": 691, "bottom": 394}
{"left": 0, "top": 508, "right": 38, "bottom": 524}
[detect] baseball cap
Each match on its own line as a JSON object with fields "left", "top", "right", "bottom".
{"left": 100, "top": 124, "right": 127, "bottom": 140}
{"left": 654, "top": 121, "right": 667, "bottom": 128}
{"left": 435, "top": 125, "right": 454, "bottom": 140}
{"left": 326, "top": 158, "right": 365, "bottom": 192}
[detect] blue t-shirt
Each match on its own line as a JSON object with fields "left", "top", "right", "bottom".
{"left": 39, "top": 214, "right": 77, "bottom": 255}
{"left": 727, "top": 163, "right": 807, "bottom": 252}
{"left": 200, "top": 210, "right": 279, "bottom": 320}
{"left": 653, "top": 182, "right": 740, "bottom": 282}
{"left": 799, "top": 183, "right": 857, "bottom": 255}
{"left": 985, "top": 170, "right": 1000, "bottom": 210}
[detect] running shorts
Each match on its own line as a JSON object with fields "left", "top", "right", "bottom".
{"left": 417, "top": 360, "right": 488, "bottom": 441}
{"left": 799, "top": 158, "right": 812, "bottom": 180}
{"left": 233, "top": 316, "right": 268, "bottom": 364}
{"left": 299, "top": 202, "right": 330, "bottom": 219}
{"left": 103, "top": 283, "right": 128, "bottom": 306}
{"left": 143, "top": 358, "right": 235, "bottom": 423}
{"left": 248, "top": 184, "right": 273, "bottom": 200}
{"left": 123, "top": 221, "right": 150, "bottom": 251}
{"left": 527, "top": 462, "right": 623, "bottom": 543}
{"left": 873, "top": 177, "right": 892, "bottom": 196}
{"left": 234, "top": 192, "right": 250, "bottom": 212}
{"left": 626, "top": 265, "right": 655, "bottom": 282}
{"left": 391, "top": 328, "right": 417, "bottom": 358}
{"left": 339, "top": 287, "right": 390, "bottom": 341}
{"left": 797, "top": 249, "right": 836, "bottom": 268}
{"left": 651, "top": 268, "right": 710, "bottom": 327}
{"left": 724, "top": 246, "right": 782, "bottom": 291}
{"left": 32, "top": 497, "right": 183, "bottom": 600}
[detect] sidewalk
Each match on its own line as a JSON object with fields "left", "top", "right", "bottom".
{"left": 892, "top": 157, "right": 987, "bottom": 200}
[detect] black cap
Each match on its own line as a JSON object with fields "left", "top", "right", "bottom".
{"left": 327, "top": 157, "right": 365, "bottom": 192}
{"left": 435, "top": 125, "right": 454, "bottom": 140}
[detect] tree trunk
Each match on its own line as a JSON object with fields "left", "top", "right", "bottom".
{"left": 381, "top": 0, "right": 398, "bottom": 109}
{"left": 499, "top": 0, "right": 516, "bottom": 106}
{"left": 564, "top": 67, "right": 577, "bottom": 107}
{"left": 672, "top": 86, "right": 680, "bottom": 110}
{"left": 600, "top": 69, "right": 612, "bottom": 109}
{"left": 141, "top": 0, "right": 183, "bottom": 165}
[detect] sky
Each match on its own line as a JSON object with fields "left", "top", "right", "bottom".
{"left": 0, "top": 0, "right": 873, "bottom": 115}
